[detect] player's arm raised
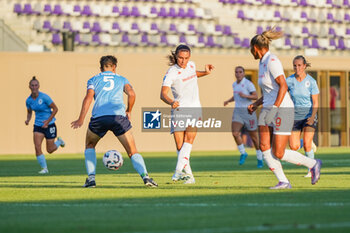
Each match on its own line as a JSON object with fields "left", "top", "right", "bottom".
{"left": 196, "top": 64, "right": 214, "bottom": 78}
{"left": 71, "top": 89, "right": 95, "bottom": 129}
{"left": 160, "top": 86, "right": 179, "bottom": 109}
{"left": 124, "top": 83, "right": 135, "bottom": 120}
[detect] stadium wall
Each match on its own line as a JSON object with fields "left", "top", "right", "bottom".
{"left": 1, "top": 52, "right": 349, "bottom": 155}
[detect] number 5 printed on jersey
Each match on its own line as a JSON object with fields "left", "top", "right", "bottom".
{"left": 103, "top": 76, "right": 114, "bottom": 91}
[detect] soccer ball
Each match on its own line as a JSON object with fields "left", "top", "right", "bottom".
{"left": 103, "top": 150, "right": 124, "bottom": 170}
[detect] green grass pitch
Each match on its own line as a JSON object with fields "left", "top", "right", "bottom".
{"left": 0, "top": 148, "right": 350, "bottom": 233}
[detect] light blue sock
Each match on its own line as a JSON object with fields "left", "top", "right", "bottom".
{"left": 36, "top": 154, "right": 47, "bottom": 169}
{"left": 54, "top": 140, "right": 61, "bottom": 148}
{"left": 131, "top": 153, "right": 148, "bottom": 178}
{"left": 85, "top": 148, "right": 96, "bottom": 176}
{"left": 305, "top": 150, "right": 315, "bottom": 159}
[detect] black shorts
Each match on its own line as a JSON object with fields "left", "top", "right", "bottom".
{"left": 292, "top": 116, "right": 318, "bottom": 131}
{"left": 33, "top": 123, "right": 57, "bottom": 139}
{"left": 89, "top": 115, "right": 132, "bottom": 138}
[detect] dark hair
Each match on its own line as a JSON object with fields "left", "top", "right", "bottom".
{"left": 167, "top": 44, "right": 191, "bottom": 66}
{"left": 100, "top": 55, "right": 117, "bottom": 71}
{"left": 29, "top": 76, "right": 39, "bottom": 85}
{"left": 250, "top": 26, "right": 283, "bottom": 49}
{"left": 293, "top": 55, "right": 311, "bottom": 68}
{"left": 235, "top": 66, "right": 245, "bottom": 72}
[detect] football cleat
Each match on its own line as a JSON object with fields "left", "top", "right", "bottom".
{"left": 38, "top": 168, "right": 49, "bottom": 174}
{"left": 172, "top": 171, "right": 183, "bottom": 182}
{"left": 269, "top": 182, "right": 292, "bottom": 190}
{"left": 57, "top": 137, "right": 65, "bottom": 148}
{"left": 239, "top": 153, "right": 248, "bottom": 165}
{"left": 143, "top": 177, "right": 158, "bottom": 187}
{"left": 304, "top": 171, "right": 312, "bottom": 178}
{"left": 257, "top": 159, "right": 264, "bottom": 168}
{"left": 83, "top": 178, "right": 96, "bottom": 188}
{"left": 311, "top": 159, "right": 322, "bottom": 185}
{"left": 183, "top": 176, "right": 195, "bottom": 184}
{"left": 180, "top": 173, "right": 191, "bottom": 181}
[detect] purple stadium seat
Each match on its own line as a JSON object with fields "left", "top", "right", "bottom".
{"left": 111, "top": 22, "right": 121, "bottom": 34}
{"left": 73, "top": 5, "right": 81, "bottom": 15}
{"left": 223, "top": 25, "right": 234, "bottom": 36}
{"left": 241, "top": 38, "right": 250, "bottom": 48}
{"left": 337, "top": 39, "right": 346, "bottom": 50}
{"left": 178, "top": 8, "right": 187, "bottom": 18}
{"left": 112, "top": 6, "right": 120, "bottom": 16}
{"left": 150, "top": 7, "right": 157, "bottom": 16}
{"left": 234, "top": 37, "right": 241, "bottom": 47}
{"left": 120, "top": 6, "right": 130, "bottom": 17}
{"left": 180, "top": 34, "right": 187, "bottom": 44}
{"left": 346, "top": 28, "right": 350, "bottom": 37}
{"left": 188, "top": 24, "right": 196, "bottom": 34}
{"left": 23, "top": 4, "right": 34, "bottom": 15}
{"left": 198, "top": 35, "right": 205, "bottom": 45}
{"left": 121, "top": 33, "right": 132, "bottom": 46}
{"left": 131, "top": 23, "right": 140, "bottom": 33}
{"left": 329, "top": 38, "right": 337, "bottom": 49}
{"left": 52, "top": 33, "right": 62, "bottom": 45}
{"left": 14, "top": 3, "right": 22, "bottom": 14}
{"left": 236, "top": 0, "right": 245, "bottom": 4}
{"left": 256, "top": 26, "right": 263, "bottom": 35}
{"left": 150, "top": 23, "right": 159, "bottom": 33}
{"left": 284, "top": 37, "right": 292, "bottom": 47}
{"left": 264, "top": 0, "right": 273, "bottom": 5}
{"left": 302, "top": 27, "right": 309, "bottom": 37}
{"left": 344, "top": 14, "right": 350, "bottom": 23}
{"left": 303, "top": 38, "right": 310, "bottom": 48}
{"left": 299, "top": 0, "right": 308, "bottom": 6}
{"left": 206, "top": 36, "right": 216, "bottom": 47}
{"left": 62, "top": 22, "right": 72, "bottom": 32}
{"left": 81, "top": 5, "right": 92, "bottom": 16}
{"left": 168, "top": 7, "right": 177, "bottom": 18}
{"left": 42, "top": 20, "right": 52, "bottom": 32}
{"left": 160, "top": 34, "right": 169, "bottom": 46}
{"left": 158, "top": 7, "right": 167, "bottom": 18}
{"left": 169, "top": 23, "right": 178, "bottom": 33}
{"left": 52, "top": 4, "right": 63, "bottom": 15}
{"left": 43, "top": 4, "right": 52, "bottom": 15}
{"left": 91, "top": 34, "right": 102, "bottom": 46}
{"left": 300, "top": 11, "right": 308, "bottom": 22}
{"left": 311, "top": 38, "right": 320, "bottom": 49}
{"left": 327, "top": 13, "right": 335, "bottom": 22}
{"left": 237, "top": 10, "right": 245, "bottom": 20}
{"left": 83, "top": 21, "right": 91, "bottom": 32}
{"left": 329, "top": 27, "right": 336, "bottom": 37}
{"left": 91, "top": 22, "right": 102, "bottom": 33}
{"left": 131, "top": 6, "right": 140, "bottom": 17}
{"left": 187, "top": 8, "right": 196, "bottom": 19}
{"left": 215, "top": 25, "right": 223, "bottom": 35}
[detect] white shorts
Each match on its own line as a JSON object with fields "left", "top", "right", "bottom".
{"left": 170, "top": 107, "right": 202, "bottom": 134}
{"left": 258, "top": 107, "right": 294, "bottom": 135}
{"left": 232, "top": 108, "right": 257, "bottom": 131}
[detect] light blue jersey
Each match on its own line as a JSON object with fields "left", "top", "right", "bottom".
{"left": 286, "top": 74, "right": 319, "bottom": 120}
{"left": 26, "top": 92, "right": 55, "bottom": 127}
{"left": 88, "top": 71, "right": 130, "bottom": 118}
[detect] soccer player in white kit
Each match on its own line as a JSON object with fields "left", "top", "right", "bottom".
{"left": 247, "top": 28, "right": 322, "bottom": 189}
{"left": 160, "top": 44, "right": 214, "bottom": 184}
{"left": 224, "top": 66, "right": 263, "bottom": 168}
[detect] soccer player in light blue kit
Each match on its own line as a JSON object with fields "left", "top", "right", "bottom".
{"left": 25, "top": 76, "right": 65, "bottom": 174}
{"left": 71, "top": 55, "right": 157, "bottom": 188}
{"left": 286, "top": 55, "right": 319, "bottom": 177}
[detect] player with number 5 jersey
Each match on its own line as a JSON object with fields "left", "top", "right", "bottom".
{"left": 247, "top": 27, "right": 322, "bottom": 189}
{"left": 71, "top": 55, "right": 157, "bottom": 188}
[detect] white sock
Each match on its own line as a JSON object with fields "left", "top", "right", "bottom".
{"left": 256, "top": 149, "right": 263, "bottom": 160}
{"left": 237, "top": 144, "right": 246, "bottom": 154}
{"left": 262, "top": 149, "right": 289, "bottom": 183}
{"left": 281, "top": 149, "right": 316, "bottom": 169}
{"left": 177, "top": 150, "right": 193, "bottom": 176}
{"left": 175, "top": 142, "right": 192, "bottom": 172}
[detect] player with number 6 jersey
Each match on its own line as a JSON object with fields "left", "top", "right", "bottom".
{"left": 71, "top": 55, "right": 157, "bottom": 188}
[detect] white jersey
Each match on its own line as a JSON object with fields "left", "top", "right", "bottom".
{"left": 258, "top": 51, "right": 293, "bottom": 108}
{"left": 162, "top": 61, "right": 201, "bottom": 108}
{"left": 233, "top": 77, "right": 256, "bottom": 108}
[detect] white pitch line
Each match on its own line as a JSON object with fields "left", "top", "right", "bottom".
{"left": 4, "top": 202, "right": 350, "bottom": 208}
{"left": 127, "top": 222, "right": 350, "bottom": 233}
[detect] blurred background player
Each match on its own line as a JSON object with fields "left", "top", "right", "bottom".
{"left": 160, "top": 44, "right": 214, "bottom": 184}
{"left": 224, "top": 66, "right": 263, "bottom": 167}
{"left": 247, "top": 28, "right": 322, "bottom": 189}
{"left": 287, "top": 55, "right": 319, "bottom": 177}
{"left": 71, "top": 55, "right": 157, "bottom": 188}
{"left": 25, "top": 76, "right": 65, "bottom": 174}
